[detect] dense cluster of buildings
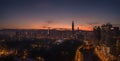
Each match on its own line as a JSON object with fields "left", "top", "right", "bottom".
{"left": 0, "top": 21, "right": 84, "bottom": 42}
{"left": 0, "top": 21, "right": 120, "bottom": 61}
{"left": 0, "top": 21, "right": 84, "bottom": 61}
{"left": 93, "top": 23, "right": 120, "bottom": 61}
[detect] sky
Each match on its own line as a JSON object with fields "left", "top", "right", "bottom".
{"left": 0, "top": 0, "right": 120, "bottom": 31}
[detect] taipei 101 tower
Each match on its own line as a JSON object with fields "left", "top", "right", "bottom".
{"left": 72, "top": 21, "right": 75, "bottom": 35}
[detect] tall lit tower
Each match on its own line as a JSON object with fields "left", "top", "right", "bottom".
{"left": 72, "top": 21, "right": 74, "bottom": 35}
{"left": 47, "top": 27, "right": 50, "bottom": 38}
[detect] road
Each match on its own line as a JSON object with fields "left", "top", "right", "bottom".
{"left": 81, "top": 48, "right": 100, "bottom": 61}
{"left": 75, "top": 46, "right": 100, "bottom": 61}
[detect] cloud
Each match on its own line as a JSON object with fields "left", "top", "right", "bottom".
{"left": 45, "top": 20, "right": 54, "bottom": 24}
{"left": 87, "top": 22, "right": 99, "bottom": 25}
{"left": 42, "top": 26, "right": 48, "bottom": 28}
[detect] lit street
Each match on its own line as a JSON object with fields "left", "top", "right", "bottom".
{"left": 75, "top": 45, "right": 100, "bottom": 61}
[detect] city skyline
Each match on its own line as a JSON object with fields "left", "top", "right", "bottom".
{"left": 0, "top": 0, "right": 120, "bottom": 31}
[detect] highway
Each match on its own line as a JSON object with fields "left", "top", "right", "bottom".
{"left": 75, "top": 45, "right": 100, "bottom": 61}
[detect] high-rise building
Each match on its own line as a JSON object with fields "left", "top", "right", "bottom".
{"left": 72, "top": 21, "right": 74, "bottom": 35}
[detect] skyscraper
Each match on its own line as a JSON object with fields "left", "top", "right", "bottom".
{"left": 72, "top": 21, "right": 74, "bottom": 35}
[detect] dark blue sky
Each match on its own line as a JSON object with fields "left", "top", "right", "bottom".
{"left": 0, "top": 0, "right": 120, "bottom": 30}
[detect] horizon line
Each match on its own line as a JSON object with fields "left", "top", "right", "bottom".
{"left": 0, "top": 28, "right": 93, "bottom": 31}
